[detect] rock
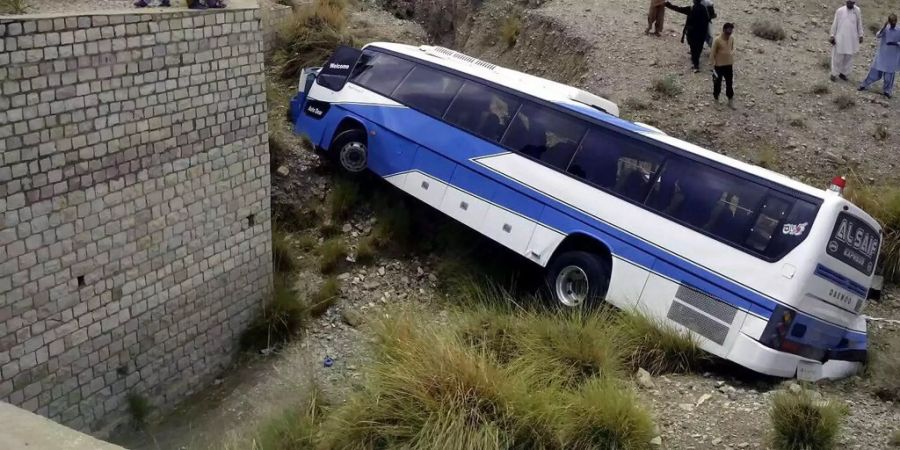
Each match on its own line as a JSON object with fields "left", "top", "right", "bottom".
{"left": 788, "top": 383, "right": 802, "bottom": 394}
{"left": 678, "top": 403, "right": 694, "bottom": 412}
{"left": 650, "top": 436, "right": 663, "bottom": 446}
{"left": 636, "top": 368, "right": 656, "bottom": 389}
{"left": 276, "top": 165, "right": 290, "bottom": 176}
{"left": 712, "top": 438, "right": 722, "bottom": 445}
{"left": 428, "top": 273, "right": 437, "bottom": 283}
{"left": 341, "top": 308, "right": 364, "bottom": 327}
{"left": 342, "top": 223, "right": 352, "bottom": 233}
{"left": 363, "top": 280, "right": 380, "bottom": 290}
{"left": 378, "top": 266, "right": 386, "bottom": 276}
{"left": 696, "top": 393, "right": 712, "bottom": 407}
{"left": 738, "top": 443, "right": 750, "bottom": 448}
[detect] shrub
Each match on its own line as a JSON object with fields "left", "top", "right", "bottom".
{"left": 126, "top": 393, "right": 151, "bottom": 426}
{"left": 866, "top": 334, "right": 900, "bottom": 401}
{"left": 272, "top": 230, "right": 297, "bottom": 274}
{"left": 558, "top": 378, "right": 656, "bottom": 449}
{"left": 752, "top": 20, "right": 786, "bottom": 41}
{"left": 308, "top": 277, "right": 341, "bottom": 317}
{"left": 294, "top": 234, "right": 318, "bottom": 251}
{"left": 845, "top": 183, "right": 900, "bottom": 281}
{"left": 241, "top": 274, "right": 308, "bottom": 350}
{"left": 317, "top": 238, "right": 348, "bottom": 274}
{"left": 651, "top": 76, "right": 681, "bottom": 98}
{"left": 811, "top": 83, "right": 830, "bottom": 95}
{"left": 269, "top": 133, "right": 291, "bottom": 170}
{"left": 819, "top": 56, "right": 832, "bottom": 70}
{"left": 756, "top": 144, "right": 780, "bottom": 170}
{"left": 615, "top": 311, "right": 709, "bottom": 374}
{"left": 500, "top": 15, "right": 522, "bottom": 48}
{"left": 769, "top": 389, "right": 846, "bottom": 450}
{"left": 874, "top": 123, "right": 889, "bottom": 141}
{"left": 787, "top": 115, "right": 806, "bottom": 128}
{"left": 273, "top": 0, "right": 356, "bottom": 80}
{"left": 355, "top": 235, "right": 377, "bottom": 265}
{"left": 327, "top": 177, "right": 360, "bottom": 221}
{"left": 834, "top": 94, "right": 856, "bottom": 110}
{"left": 0, "top": 0, "right": 27, "bottom": 14}
{"left": 273, "top": 201, "right": 320, "bottom": 232}
{"left": 252, "top": 389, "right": 325, "bottom": 450}
{"left": 624, "top": 97, "right": 651, "bottom": 111}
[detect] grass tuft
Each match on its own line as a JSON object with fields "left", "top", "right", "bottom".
{"left": 891, "top": 429, "right": 900, "bottom": 447}
{"left": 273, "top": 0, "right": 355, "bottom": 80}
{"left": 308, "top": 277, "right": 341, "bottom": 317}
{"left": 327, "top": 177, "right": 360, "bottom": 221}
{"left": 241, "top": 274, "right": 308, "bottom": 351}
{"left": 651, "top": 76, "right": 682, "bottom": 98}
{"left": 559, "top": 377, "right": 657, "bottom": 449}
{"left": 819, "top": 56, "right": 831, "bottom": 70}
{"left": 252, "top": 388, "right": 325, "bottom": 450}
{"left": 811, "top": 83, "right": 830, "bottom": 95}
{"left": 317, "top": 238, "right": 348, "bottom": 274}
{"left": 845, "top": 182, "right": 900, "bottom": 281}
{"left": 500, "top": 15, "right": 522, "bottom": 48}
{"left": 355, "top": 235, "right": 377, "bottom": 265}
{"left": 615, "top": 311, "right": 709, "bottom": 375}
{"left": 834, "top": 94, "right": 856, "bottom": 110}
{"left": 126, "top": 392, "right": 151, "bottom": 426}
{"left": 0, "top": 0, "right": 27, "bottom": 14}
{"left": 769, "top": 389, "right": 846, "bottom": 450}
{"left": 272, "top": 230, "right": 297, "bottom": 274}
{"left": 866, "top": 335, "right": 900, "bottom": 401}
{"left": 755, "top": 143, "right": 781, "bottom": 170}
{"left": 752, "top": 20, "right": 786, "bottom": 41}
{"left": 874, "top": 123, "right": 889, "bottom": 141}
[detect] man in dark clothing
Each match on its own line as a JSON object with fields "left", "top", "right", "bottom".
{"left": 666, "top": 0, "right": 712, "bottom": 72}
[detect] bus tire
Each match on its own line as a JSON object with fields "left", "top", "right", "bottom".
{"left": 330, "top": 128, "right": 368, "bottom": 174}
{"left": 545, "top": 251, "right": 610, "bottom": 309}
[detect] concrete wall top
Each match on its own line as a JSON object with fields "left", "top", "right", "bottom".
{"left": 0, "top": 401, "right": 124, "bottom": 449}
{"left": 0, "top": 0, "right": 261, "bottom": 20}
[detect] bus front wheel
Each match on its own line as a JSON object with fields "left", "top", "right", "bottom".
{"left": 330, "top": 129, "right": 368, "bottom": 174}
{"left": 545, "top": 251, "right": 610, "bottom": 309}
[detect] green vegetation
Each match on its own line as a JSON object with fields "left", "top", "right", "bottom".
{"left": 309, "top": 277, "right": 341, "bottom": 317}
{"left": 651, "top": 76, "right": 682, "bottom": 98}
{"left": 615, "top": 310, "right": 709, "bottom": 374}
{"left": 327, "top": 177, "right": 360, "bottom": 220}
{"left": 769, "top": 389, "right": 846, "bottom": 450}
{"left": 752, "top": 20, "right": 787, "bottom": 41}
{"left": 126, "top": 392, "right": 151, "bottom": 426}
{"left": 272, "top": 230, "right": 297, "bottom": 274}
{"left": 0, "top": 0, "right": 27, "bottom": 14}
{"left": 846, "top": 182, "right": 900, "bottom": 281}
{"left": 355, "top": 235, "right": 377, "bottom": 265}
{"left": 241, "top": 274, "right": 308, "bottom": 350}
{"left": 273, "top": 0, "right": 356, "bottom": 80}
{"left": 755, "top": 144, "right": 781, "bottom": 170}
{"left": 834, "top": 94, "right": 856, "bottom": 110}
{"left": 890, "top": 429, "right": 900, "bottom": 447}
{"left": 500, "top": 15, "right": 522, "bottom": 48}
{"left": 317, "top": 237, "right": 348, "bottom": 274}
{"left": 819, "top": 56, "right": 832, "bottom": 71}
{"left": 250, "top": 389, "right": 325, "bottom": 450}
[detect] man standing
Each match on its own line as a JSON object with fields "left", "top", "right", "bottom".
{"left": 711, "top": 23, "right": 736, "bottom": 108}
{"left": 830, "top": 0, "right": 864, "bottom": 82}
{"left": 666, "top": 0, "right": 713, "bottom": 72}
{"left": 858, "top": 14, "right": 900, "bottom": 98}
{"left": 646, "top": 0, "right": 667, "bottom": 36}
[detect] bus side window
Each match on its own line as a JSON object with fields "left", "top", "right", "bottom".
{"left": 568, "top": 128, "right": 663, "bottom": 202}
{"left": 350, "top": 51, "right": 415, "bottom": 98}
{"left": 501, "top": 103, "right": 588, "bottom": 170}
{"left": 745, "top": 196, "right": 791, "bottom": 252}
{"left": 444, "top": 82, "right": 521, "bottom": 143}
{"left": 392, "top": 66, "right": 463, "bottom": 118}
{"left": 759, "top": 200, "right": 818, "bottom": 258}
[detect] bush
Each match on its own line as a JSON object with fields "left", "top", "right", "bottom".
{"left": 272, "top": 230, "right": 297, "bottom": 274}
{"left": 252, "top": 389, "right": 325, "bottom": 450}
{"left": 769, "top": 389, "right": 846, "bottom": 450}
{"left": 651, "top": 76, "right": 682, "bottom": 98}
{"left": 811, "top": 83, "right": 830, "bottom": 95}
{"left": 819, "top": 56, "right": 832, "bottom": 71}
{"left": 500, "top": 15, "right": 522, "bottom": 48}
{"left": 752, "top": 20, "right": 786, "bottom": 41}
{"left": 308, "top": 277, "right": 341, "bottom": 317}
{"left": 0, "top": 0, "right": 27, "bottom": 14}
{"left": 317, "top": 238, "right": 348, "bottom": 274}
{"left": 787, "top": 115, "right": 807, "bottom": 128}
{"left": 615, "top": 311, "right": 709, "bottom": 374}
{"left": 874, "top": 123, "right": 889, "bottom": 141}
{"left": 355, "top": 235, "right": 377, "bottom": 265}
{"left": 241, "top": 274, "right": 308, "bottom": 350}
{"left": 273, "top": 201, "right": 320, "bottom": 232}
{"left": 558, "top": 378, "right": 656, "bottom": 449}
{"left": 756, "top": 144, "right": 780, "bottom": 170}
{"left": 834, "top": 94, "right": 856, "bottom": 110}
{"left": 327, "top": 177, "right": 360, "bottom": 221}
{"left": 846, "top": 183, "right": 900, "bottom": 281}
{"left": 866, "top": 335, "right": 900, "bottom": 401}
{"left": 126, "top": 392, "right": 151, "bottom": 426}
{"left": 273, "top": 0, "right": 356, "bottom": 80}
{"left": 294, "top": 234, "right": 318, "bottom": 252}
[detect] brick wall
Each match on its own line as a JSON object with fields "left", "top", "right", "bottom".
{"left": 0, "top": 6, "right": 272, "bottom": 433}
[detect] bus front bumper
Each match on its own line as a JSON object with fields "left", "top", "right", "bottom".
{"left": 728, "top": 331, "right": 864, "bottom": 381}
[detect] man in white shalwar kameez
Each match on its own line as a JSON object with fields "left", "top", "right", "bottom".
{"left": 830, "top": 0, "right": 865, "bottom": 82}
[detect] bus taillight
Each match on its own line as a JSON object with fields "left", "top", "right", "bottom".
{"left": 828, "top": 175, "right": 846, "bottom": 196}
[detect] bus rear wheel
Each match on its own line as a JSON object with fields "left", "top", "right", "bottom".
{"left": 330, "top": 129, "right": 368, "bottom": 174}
{"left": 545, "top": 251, "right": 610, "bottom": 309}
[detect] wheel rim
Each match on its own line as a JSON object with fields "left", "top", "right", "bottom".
{"left": 339, "top": 142, "right": 367, "bottom": 173}
{"left": 555, "top": 265, "right": 589, "bottom": 307}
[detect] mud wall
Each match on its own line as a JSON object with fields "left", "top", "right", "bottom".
{"left": 0, "top": 6, "right": 272, "bottom": 433}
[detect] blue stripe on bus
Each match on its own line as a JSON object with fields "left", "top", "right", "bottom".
{"left": 814, "top": 264, "right": 868, "bottom": 298}
{"left": 311, "top": 103, "right": 867, "bottom": 345}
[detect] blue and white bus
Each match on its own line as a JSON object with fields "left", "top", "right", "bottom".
{"left": 289, "top": 42, "right": 882, "bottom": 381}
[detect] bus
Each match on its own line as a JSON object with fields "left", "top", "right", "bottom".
{"left": 289, "top": 42, "right": 882, "bottom": 381}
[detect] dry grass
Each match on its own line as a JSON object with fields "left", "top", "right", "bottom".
{"left": 273, "top": 0, "right": 356, "bottom": 80}
{"left": 834, "top": 94, "right": 856, "bottom": 110}
{"left": 752, "top": 20, "right": 787, "bottom": 41}
{"left": 845, "top": 181, "right": 900, "bottom": 281}
{"left": 874, "top": 123, "right": 889, "bottom": 141}
{"left": 787, "top": 115, "right": 806, "bottom": 128}
{"left": 615, "top": 310, "right": 709, "bottom": 375}
{"left": 811, "top": 83, "right": 830, "bottom": 95}
{"left": 317, "top": 237, "right": 348, "bottom": 274}
{"left": 272, "top": 230, "right": 297, "bottom": 274}
{"left": 0, "top": 0, "right": 27, "bottom": 14}
{"left": 355, "top": 235, "right": 377, "bottom": 265}
{"left": 308, "top": 277, "right": 341, "bottom": 317}
{"left": 890, "top": 429, "right": 900, "bottom": 447}
{"left": 819, "top": 56, "right": 832, "bottom": 70}
{"left": 240, "top": 274, "right": 308, "bottom": 351}
{"left": 769, "top": 389, "right": 846, "bottom": 450}
{"left": 651, "top": 76, "right": 682, "bottom": 98}
{"left": 500, "top": 15, "right": 522, "bottom": 48}
{"left": 866, "top": 334, "right": 900, "bottom": 401}
{"left": 327, "top": 177, "right": 360, "bottom": 221}
{"left": 755, "top": 144, "right": 781, "bottom": 170}
{"left": 250, "top": 389, "right": 325, "bottom": 450}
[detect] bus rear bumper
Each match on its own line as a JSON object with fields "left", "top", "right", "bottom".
{"left": 728, "top": 332, "right": 863, "bottom": 381}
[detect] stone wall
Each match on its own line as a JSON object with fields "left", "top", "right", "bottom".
{"left": 0, "top": 5, "right": 272, "bottom": 433}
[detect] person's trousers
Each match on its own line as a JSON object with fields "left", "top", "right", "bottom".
{"left": 831, "top": 51, "right": 855, "bottom": 77}
{"left": 860, "top": 66, "right": 896, "bottom": 96}
{"left": 689, "top": 39, "right": 704, "bottom": 69}
{"left": 647, "top": 5, "right": 665, "bottom": 34}
{"left": 713, "top": 65, "right": 734, "bottom": 99}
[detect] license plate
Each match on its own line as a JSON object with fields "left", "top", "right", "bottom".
{"left": 797, "top": 360, "right": 822, "bottom": 381}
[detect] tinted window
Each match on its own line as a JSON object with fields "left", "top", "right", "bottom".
{"left": 316, "top": 46, "right": 362, "bottom": 91}
{"left": 444, "top": 81, "right": 521, "bottom": 142}
{"left": 393, "top": 66, "right": 463, "bottom": 117}
{"left": 764, "top": 200, "right": 819, "bottom": 260}
{"left": 501, "top": 103, "right": 588, "bottom": 169}
{"left": 646, "top": 158, "right": 767, "bottom": 246}
{"left": 350, "top": 51, "right": 415, "bottom": 96}
{"left": 745, "top": 195, "right": 792, "bottom": 253}
{"left": 567, "top": 128, "right": 664, "bottom": 202}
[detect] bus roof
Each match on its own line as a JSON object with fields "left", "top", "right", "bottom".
{"left": 365, "top": 42, "right": 828, "bottom": 200}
